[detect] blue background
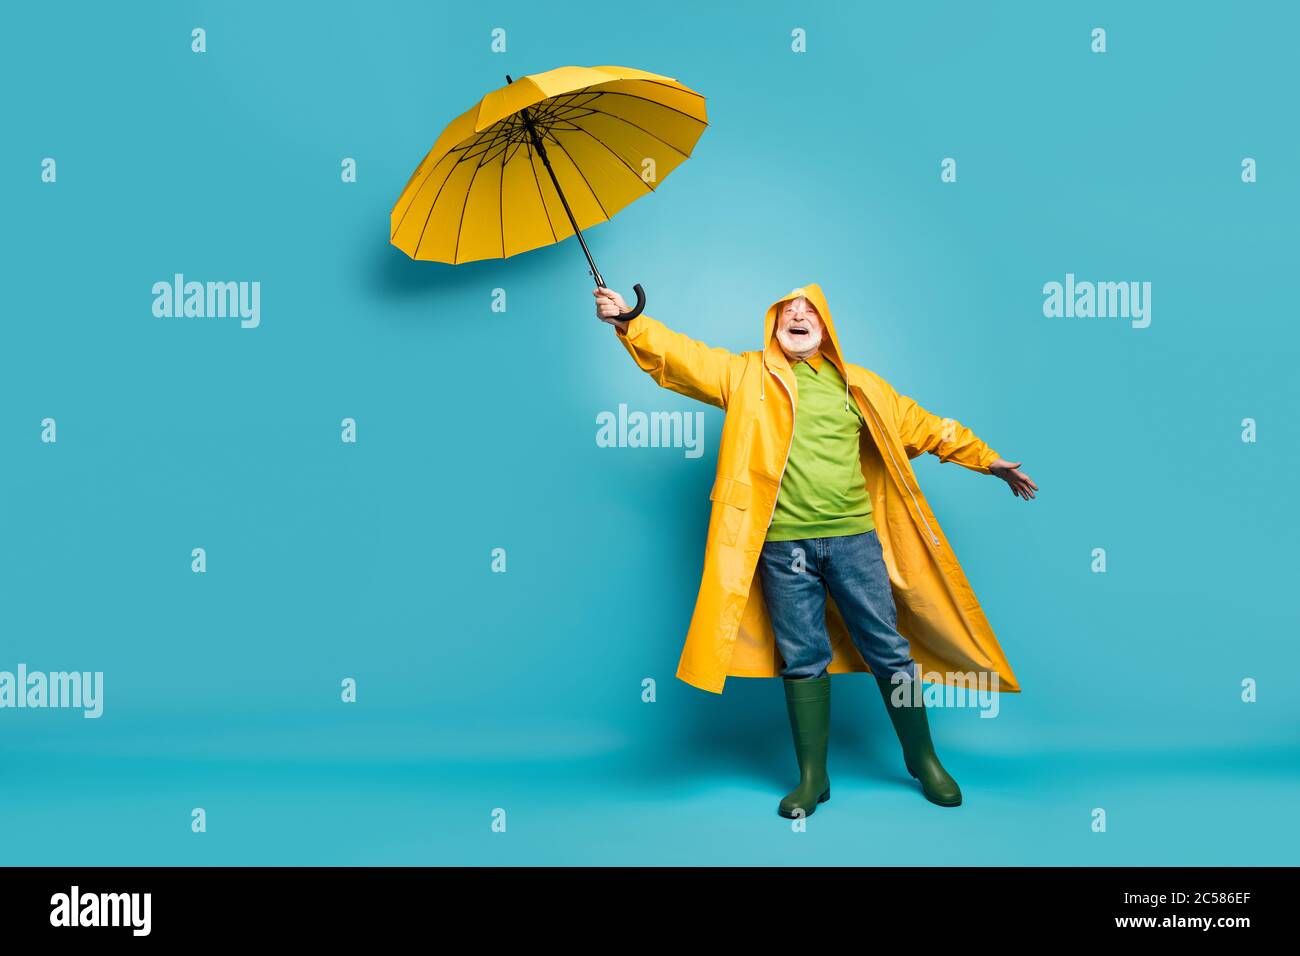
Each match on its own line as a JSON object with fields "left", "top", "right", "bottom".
{"left": 2, "top": 0, "right": 1296, "bottom": 865}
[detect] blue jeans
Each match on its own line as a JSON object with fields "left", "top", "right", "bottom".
{"left": 757, "top": 530, "right": 917, "bottom": 682}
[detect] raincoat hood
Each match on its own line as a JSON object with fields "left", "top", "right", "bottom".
{"left": 759, "top": 283, "right": 851, "bottom": 410}
{"left": 763, "top": 283, "right": 843, "bottom": 365}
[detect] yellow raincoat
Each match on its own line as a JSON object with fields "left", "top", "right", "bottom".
{"left": 615, "top": 283, "right": 1021, "bottom": 695}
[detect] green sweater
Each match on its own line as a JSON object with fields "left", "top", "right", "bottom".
{"left": 766, "top": 354, "right": 875, "bottom": 542}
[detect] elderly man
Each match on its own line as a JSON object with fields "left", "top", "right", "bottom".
{"left": 596, "top": 283, "right": 1035, "bottom": 816}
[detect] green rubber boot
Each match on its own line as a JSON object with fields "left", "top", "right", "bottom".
{"left": 778, "top": 676, "right": 832, "bottom": 818}
{"left": 874, "top": 675, "right": 962, "bottom": 807}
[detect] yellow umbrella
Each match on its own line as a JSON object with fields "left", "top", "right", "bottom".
{"left": 390, "top": 64, "right": 708, "bottom": 319}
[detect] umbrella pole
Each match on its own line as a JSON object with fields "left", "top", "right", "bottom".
{"left": 507, "top": 75, "right": 646, "bottom": 319}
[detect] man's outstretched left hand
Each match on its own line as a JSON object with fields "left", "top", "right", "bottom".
{"left": 989, "top": 459, "right": 1038, "bottom": 500}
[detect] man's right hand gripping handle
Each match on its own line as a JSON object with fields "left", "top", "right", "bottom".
{"left": 594, "top": 286, "right": 640, "bottom": 334}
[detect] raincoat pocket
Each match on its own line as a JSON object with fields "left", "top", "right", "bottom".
{"left": 709, "top": 476, "right": 751, "bottom": 547}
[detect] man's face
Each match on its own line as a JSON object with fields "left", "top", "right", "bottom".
{"left": 775, "top": 297, "right": 824, "bottom": 360}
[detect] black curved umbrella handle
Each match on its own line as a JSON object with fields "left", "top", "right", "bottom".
{"left": 619, "top": 283, "right": 646, "bottom": 321}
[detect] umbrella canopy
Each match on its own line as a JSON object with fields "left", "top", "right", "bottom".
{"left": 389, "top": 65, "right": 708, "bottom": 267}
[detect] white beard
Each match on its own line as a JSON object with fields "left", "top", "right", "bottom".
{"left": 776, "top": 325, "right": 823, "bottom": 360}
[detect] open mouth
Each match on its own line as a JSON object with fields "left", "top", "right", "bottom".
{"left": 788, "top": 326, "right": 809, "bottom": 336}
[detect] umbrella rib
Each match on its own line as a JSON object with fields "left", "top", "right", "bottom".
{"left": 421, "top": 119, "right": 513, "bottom": 260}
{"left": 445, "top": 111, "right": 521, "bottom": 170}
{"left": 467, "top": 118, "right": 516, "bottom": 168}
{"left": 628, "top": 78, "right": 707, "bottom": 100}
{"left": 470, "top": 120, "right": 517, "bottom": 258}
{"left": 540, "top": 86, "right": 706, "bottom": 128}
{"left": 529, "top": 92, "right": 585, "bottom": 125}
{"left": 405, "top": 120, "right": 511, "bottom": 253}
{"left": 563, "top": 103, "right": 693, "bottom": 160}
{"left": 526, "top": 140, "right": 560, "bottom": 245}
{"left": 499, "top": 140, "right": 507, "bottom": 258}
{"left": 460, "top": 119, "right": 519, "bottom": 167}
{"left": 397, "top": 112, "right": 511, "bottom": 240}
{"left": 395, "top": 152, "right": 456, "bottom": 242}
{"left": 393, "top": 150, "right": 451, "bottom": 238}
{"left": 451, "top": 144, "right": 495, "bottom": 264}
{"left": 529, "top": 90, "right": 701, "bottom": 159}
{"left": 407, "top": 155, "right": 464, "bottom": 256}
{"left": 559, "top": 122, "right": 655, "bottom": 196}
{"left": 582, "top": 89, "right": 709, "bottom": 128}
{"left": 544, "top": 130, "right": 610, "bottom": 222}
